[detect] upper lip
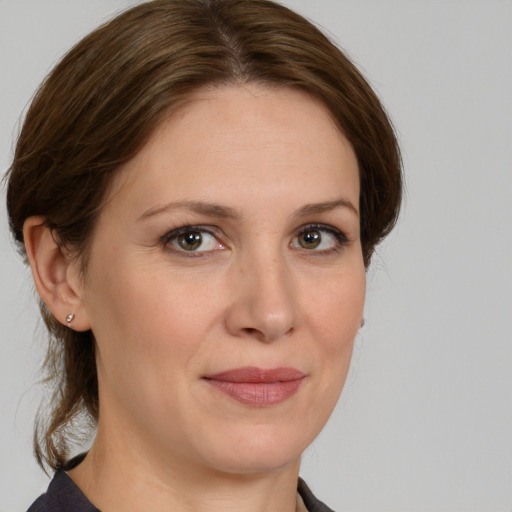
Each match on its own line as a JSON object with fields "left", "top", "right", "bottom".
{"left": 203, "top": 366, "right": 305, "bottom": 383}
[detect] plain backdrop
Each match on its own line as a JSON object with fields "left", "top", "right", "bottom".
{"left": 1, "top": 1, "right": 511, "bottom": 511}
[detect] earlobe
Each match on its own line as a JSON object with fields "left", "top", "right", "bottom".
{"left": 23, "top": 216, "right": 91, "bottom": 331}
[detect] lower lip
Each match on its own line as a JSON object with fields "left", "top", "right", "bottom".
{"left": 204, "top": 378, "right": 305, "bottom": 406}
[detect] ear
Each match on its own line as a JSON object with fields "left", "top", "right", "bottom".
{"left": 23, "top": 216, "right": 91, "bottom": 331}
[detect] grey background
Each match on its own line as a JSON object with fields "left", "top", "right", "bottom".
{"left": 1, "top": 1, "right": 511, "bottom": 511}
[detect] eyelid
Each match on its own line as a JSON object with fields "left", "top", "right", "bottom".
{"left": 293, "top": 223, "right": 349, "bottom": 252}
{"left": 161, "top": 225, "right": 226, "bottom": 255}
{"left": 160, "top": 222, "right": 349, "bottom": 256}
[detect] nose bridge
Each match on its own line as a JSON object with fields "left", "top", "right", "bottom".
{"left": 226, "top": 239, "right": 297, "bottom": 342}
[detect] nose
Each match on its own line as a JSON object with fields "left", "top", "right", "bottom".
{"left": 225, "top": 251, "right": 297, "bottom": 343}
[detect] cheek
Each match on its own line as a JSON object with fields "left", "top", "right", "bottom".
{"left": 86, "top": 259, "right": 223, "bottom": 376}
{"left": 86, "top": 269, "right": 201, "bottom": 423}
{"left": 305, "top": 266, "right": 366, "bottom": 346}
{"left": 302, "top": 264, "right": 365, "bottom": 392}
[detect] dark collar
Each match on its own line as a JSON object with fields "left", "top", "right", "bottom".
{"left": 28, "top": 471, "right": 334, "bottom": 512}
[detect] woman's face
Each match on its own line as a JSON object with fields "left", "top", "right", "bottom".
{"left": 79, "top": 85, "right": 365, "bottom": 475}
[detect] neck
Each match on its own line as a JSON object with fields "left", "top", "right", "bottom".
{"left": 68, "top": 425, "right": 302, "bottom": 512}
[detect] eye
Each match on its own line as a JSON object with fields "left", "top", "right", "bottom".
{"left": 291, "top": 224, "right": 347, "bottom": 252}
{"left": 163, "top": 226, "right": 224, "bottom": 254}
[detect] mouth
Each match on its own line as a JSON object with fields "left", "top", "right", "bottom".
{"left": 202, "top": 367, "right": 306, "bottom": 406}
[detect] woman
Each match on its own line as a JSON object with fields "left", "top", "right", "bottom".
{"left": 6, "top": 0, "right": 402, "bottom": 510}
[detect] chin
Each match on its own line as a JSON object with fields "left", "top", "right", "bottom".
{"left": 210, "top": 450, "right": 301, "bottom": 476}
{"left": 195, "top": 425, "right": 313, "bottom": 475}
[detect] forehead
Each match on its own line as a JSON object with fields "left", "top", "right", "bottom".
{"left": 103, "top": 84, "right": 359, "bottom": 218}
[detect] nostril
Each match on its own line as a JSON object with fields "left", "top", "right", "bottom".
{"left": 243, "top": 327, "right": 261, "bottom": 337}
{"left": 240, "top": 325, "right": 294, "bottom": 342}
{"left": 241, "top": 327, "right": 270, "bottom": 342}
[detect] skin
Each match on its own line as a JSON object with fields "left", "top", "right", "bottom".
{"left": 25, "top": 84, "right": 365, "bottom": 512}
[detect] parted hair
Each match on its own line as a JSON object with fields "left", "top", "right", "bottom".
{"left": 6, "top": 0, "right": 402, "bottom": 471}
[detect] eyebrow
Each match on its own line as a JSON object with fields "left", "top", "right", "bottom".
{"left": 137, "top": 200, "right": 240, "bottom": 222}
{"left": 137, "top": 196, "right": 358, "bottom": 223}
{"left": 293, "top": 198, "right": 359, "bottom": 218}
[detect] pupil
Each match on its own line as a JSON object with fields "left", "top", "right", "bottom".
{"left": 179, "top": 231, "right": 202, "bottom": 250}
{"left": 301, "top": 230, "right": 321, "bottom": 248}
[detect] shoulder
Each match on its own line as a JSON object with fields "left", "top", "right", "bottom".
{"left": 26, "top": 471, "right": 99, "bottom": 512}
{"left": 26, "top": 495, "right": 50, "bottom": 512}
{"left": 298, "top": 478, "right": 336, "bottom": 512}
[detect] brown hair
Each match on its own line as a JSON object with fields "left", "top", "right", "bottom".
{"left": 6, "top": 0, "right": 402, "bottom": 471}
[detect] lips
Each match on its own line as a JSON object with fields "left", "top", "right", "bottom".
{"left": 203, "top": 366, "right": 306, "bottom": 406}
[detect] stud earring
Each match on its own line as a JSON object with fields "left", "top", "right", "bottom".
{"left": 360, "top": 318, "right": 365, "bottom": 328}
{"left": 66, "top": 313, "right": 75, "bottom": 326}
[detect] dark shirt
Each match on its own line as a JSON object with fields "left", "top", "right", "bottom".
{"left": 26, "top": 471, "right": 99, "bottom": 512}
{"left": 27, "top": 472, "right": 334, "bottom": 512}
{"left": 298, "top": 479, "right": 335, "bottom": 512}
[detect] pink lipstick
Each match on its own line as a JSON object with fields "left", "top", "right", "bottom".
{"left": 203, "top": 367, "right": 306, "bottom": 406}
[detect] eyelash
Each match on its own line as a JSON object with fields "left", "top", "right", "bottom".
{"left": 294, "top": 223, "right": 349, "bottom": 254}
{"left": 161, "top": 223, "right": 349, "bottom": 256}
{"left": 161, "top": 225, "right": 223, "bottom": 257}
